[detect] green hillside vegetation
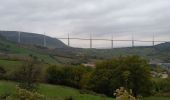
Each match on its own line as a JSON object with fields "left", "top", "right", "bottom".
{"left": 0, "top": 32, "right": 170, "bottom": 100}
{"left": 1, "top": 31, "right": 170, "bottom": 64}
{"left": 0, "top": 81, "right": 170, "bottom": 100}
{"left": 0, "top": 35, "right": 91, "bottom": 65}
{"left": 0, "top": 36, "right": 60, "bottom": 64}
{"left": 0, "top": 31, "right": 67, "bottom": 48}
{"left": 51, "top": 43, "right": 170, "bottom": 63}
{"left": 0, "top": 59, "right": 23, "bottom": 71}
{"left": 0, "top": 80, "right": 113, "bottom": 100}
{"left": 1, "top": 31, "right": 170, "bottom": 65}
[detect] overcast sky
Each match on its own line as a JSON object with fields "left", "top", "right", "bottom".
{"left": 0, "top": 0, "right": 170, "bottom": 48}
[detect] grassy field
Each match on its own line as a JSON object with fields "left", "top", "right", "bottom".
{"left": 0, "top": 81, "right": 170, "bottom": 100}
{"left": 141, "top": 97, "right": 170, "bottom": 100}
{"left": 0, "top": 80, "right": 113, "bottom": 100}
{"left": 39, "top": 84, "right": 113, "bottom": 100}
{"left": 0, "top": 59, "right": 23, "bottom": 71}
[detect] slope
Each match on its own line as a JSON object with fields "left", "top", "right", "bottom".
{"left": 52, "top": 42, "right": 170, "bottom": 63}
{"left": 0, "top": 31, "right": 67, "bottom": 48}
{"left": 0, "top": 36, "right": 59, "bottom": 64}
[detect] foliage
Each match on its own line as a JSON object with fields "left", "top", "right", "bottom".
{"left": 152, "top": 78, "right": 170, "bottom": 96}
{"left": 6, "top": 85, "right": 46, "bottom": 100}
{"left": 114, "top": 87, "right": 136, "bottom": 100}
{"left": 46, "top": 65, "right": 93, "bottom": 89}
{"left": 89, "top": 55, "right": 152, "bottom": 97}
{"left": 13, "top": 59, "right": 42, "bottom": 91}
{"left": 46, "top": 56, "right": 152, "bottom": 97}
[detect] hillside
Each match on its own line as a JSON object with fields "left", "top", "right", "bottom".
{"left": 0, "top": 31, "right": 170, "bottom": 64}
{"left": 52, "top": 42, "right": 170, "bottom": 63}
{"left": 0, "top": 31, "right": 67, "bottom": 48}
{"left": 0, "top": 36, "right": 59, "bottom": 64}
{"left": 0, "top": 32, "right": 170, "bottom": 99}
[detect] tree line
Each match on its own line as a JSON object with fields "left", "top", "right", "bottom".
{"left": 0, "top": 55, "right": 170, "bottom": 98}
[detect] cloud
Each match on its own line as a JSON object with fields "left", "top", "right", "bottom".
{"left": 0, "top": 0, "right": 170, "bottom": 47}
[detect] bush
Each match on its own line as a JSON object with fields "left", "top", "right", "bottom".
{"left": 152, "top": 78, "right": 170, "bottom": 96}
{"left": 6, "top": 86, "right": 46, "bottom": 100}
{"left": 13, "top": 60, "right": 42, "bottom": 91}
{"left": 89, "top": 55, "right": 152, "bottom": 97}
{"left": 46, "top": 65, "right": 93, "bottom": 89}
{"left": 114, "top": 87, "right": 136, "bottom": 100}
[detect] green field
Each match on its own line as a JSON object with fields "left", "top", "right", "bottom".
{"left": 0, "top": 81, "right": 113, "bottom": 100}
{"left": 0, "top": 59, "right": 23, "bottom": 71}
{"left": 0, "top": 81, "right": 170, "bottom": 100}
{"left": 141, "top": 97, "right": 170, "bottom": 100}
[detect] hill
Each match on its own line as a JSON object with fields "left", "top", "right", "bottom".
{"left": 0, "top": 35, "right": 60, "bottom": 64}
{"left": 0, "top": 31, "right": 67, "bottom": 48}
{"left": 52, "top": 42, "right": 170, "bottom": 63}
{"left": 0, "top": 31, "right": 170, "bottom": 64}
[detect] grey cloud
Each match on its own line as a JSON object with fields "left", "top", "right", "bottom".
{"left": 0, "top": 0, "right": 170, "bottom": 40}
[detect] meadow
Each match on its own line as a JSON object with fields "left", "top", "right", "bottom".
{"left": 0, "top": 81, "right": 170, "bottom": 100}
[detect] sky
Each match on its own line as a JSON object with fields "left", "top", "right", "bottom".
{"left": 0, "top": 0, "right": 170, "bottom": 48}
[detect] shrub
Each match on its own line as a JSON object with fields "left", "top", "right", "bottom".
{"left": 6, "top": 86, "right": 46, "bottom": 100}
{"left": 46, "top": 65, "right": 93, "bottom": 89}
{"left": 114, "top": 87, "right": 136, "bottom": 100}
{"left": 152, "top": 78, "right": 170, "bottom": 96}
{"left": 13, "top": 60, "right": 42, "bottom": 91}
{"left": 89, "top": 55, "right": 152, "bottom": 97}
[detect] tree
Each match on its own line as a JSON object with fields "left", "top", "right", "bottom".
{"left": 46, "top": 65, "right": 93, "bottom": 89}
{"left": 46, "top": 65, "right": 64, "bottom": 84}
{"left": 90, "top": 55, "right": 152, "bottom": 97}
{"left": 14, "top": 59, "right": 42, "bottom": 91}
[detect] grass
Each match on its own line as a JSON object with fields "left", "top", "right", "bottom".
{"left": 0, "top": 80, "right": 170, "bottom": 100}
{"left": 0, "top": 80, "right": 113, "bottom": 100}
{"left": 0, "top": 80, "right": 16, "bottom": 95}
{"left": 0, "top": 59, "right": 23, "bottom": 71}
{"left": 142, "top": 96, "right": 170, "bottom": 100}
{"left": 0, "top": 38, "right": 59, "bottom": 64}
{"left": 39, "top": 84, "right": 113, "bottom": 100}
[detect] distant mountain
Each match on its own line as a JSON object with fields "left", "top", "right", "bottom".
{"left": 0, "top": 31, "right": 67, "bottom": 48}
